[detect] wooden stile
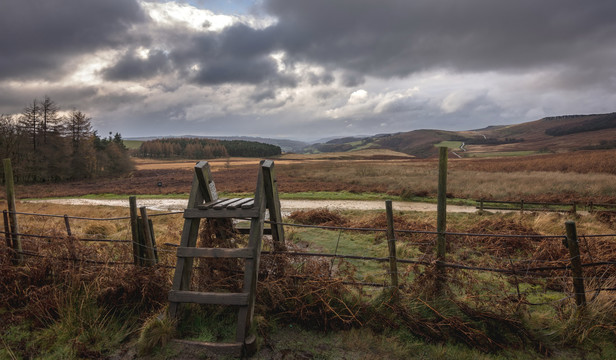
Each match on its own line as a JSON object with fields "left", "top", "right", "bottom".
{"left": 167, "top": 160, "right": 283, "bottom": 356}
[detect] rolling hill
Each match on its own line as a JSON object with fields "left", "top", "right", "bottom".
{"left": 307, "top": 112, "right": 616, "bottom": 158}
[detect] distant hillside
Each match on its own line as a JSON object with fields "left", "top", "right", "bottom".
{"left": 306, "top": 112, "right": 616, "bottom": 158}
{"left": 128, "top": 112, "right": 616, "bottom": 158}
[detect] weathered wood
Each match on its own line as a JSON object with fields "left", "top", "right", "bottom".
{"left": 176, "top": 247, "right": 254, "bottom": 259}
{"left": 227, "top": 198, "right": 254, "bottom": 209}
{"left": 168, "top": 217, "right": 201, "bottom": 317}
{"left": 436, "top": 147, "right": 448, "bottom": 283}
{"left": 237, "top": 166, "right": 266, "bottom": 342}
{"left": 169, "top": 290, "right": 249, "bottom": 306}
{"left": 63, "top": 215, "right": 72, "bottom": 237}
{"left": 195, "top": 161, "right": 218, "bottom": 203}
{"left": 3, "top": 158, "right": 22, "bottom": 264}
{"left": 262, "top": 160, "right": 285, "bottom": 243}
{"left": 184, "top": 208, "right": 260, "bottom": 219}
{"left": 241, "top": 199, "right": 255, "bottom": 209}
{"left": 129, "top": 196, "right": 140, "bottom": 265}
{"left": 3, "top": 210, "right": 11, "bottom": 248}
{"left": 385, "top": 200, "right": 399, "bottom": 294}
{"left": 140, "top": 207, "right": 157, "bottom": 266}
{"left": 565, "top": 221, "right": 586, "bottom": 308}
{"left": 170, "top": 334, "right": 256, "bottom": 357}
{"left": 198, "top": 198, "right": 230, "bottom": 210}
{"left": 213, "top": 198, "right": 242, "bottom": 210}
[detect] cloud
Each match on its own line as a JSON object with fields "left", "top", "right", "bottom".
{"left": 0, "top": 0, "right": 146, "bottom": 81}
{"left": 2, "top": 0, "right": 616, "bottom": 140}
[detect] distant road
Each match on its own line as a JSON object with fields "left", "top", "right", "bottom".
{"left": 26, "top": 198, "right": 481, "bottom": 214}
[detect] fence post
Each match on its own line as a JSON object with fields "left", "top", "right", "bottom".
{"left": 571, "top": 202, "right": 576, "bottom": 214}
{"left": 436, "top": 147, "right": 448, "bottom": 289}
{"left": 385, "top": 200, "right": 399, "bottom": 297}
{"left": 3, "top": 158, "right": 22, "bottom": 265}
{"left": 63, "top": 215, "right": 72, "bottom": 236}
{"left": 565, "top": 221, "right": 586, "bottom": 308}
{"left": 520, "top": 200, "right": 524, "bottom": 213}
{"left": 129, "top": 196, "right": 140, "bottom": 265}
{"left": 479, "top": 199, "right": 484, "bottom": 213}
{"left": 3, "top": 210, "right": 11, "bottom": 248}
{"left": 139, "top": 206, "right": 157, "bottom": 266}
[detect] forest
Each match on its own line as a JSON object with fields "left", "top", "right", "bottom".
{"left": 136, "top": 137, "right": 282, "bottom": 159}
{"left": 0, "top": 96, "right": 133, "bottom": 183}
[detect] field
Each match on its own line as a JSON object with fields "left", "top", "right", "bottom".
{"left": 2, "top": 149, "right": 616, "bottom": 359}
{"left": 10, "top": 149, "right": 616, "bottom": 205}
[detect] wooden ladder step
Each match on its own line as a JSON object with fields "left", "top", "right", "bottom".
{"left": 176, "top": 247, "right": 254, "bottom": 259}
{"left": 213, "top": 198, "right": 243, "bottom": 210}
{"left": 184, "top": 207, "right": 259, "bottom": 219}
{"left": 169, "top": 290, "right": 249, "bottom": 306}
{"left": 170, "top": 335, "right": 256, "bottom": 357}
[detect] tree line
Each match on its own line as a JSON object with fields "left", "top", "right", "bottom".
{"left": 1, "top": 96, "right": 133, "bottom": 183}
{"left": 137, "top": 138, "right": 282, "bottom": 159}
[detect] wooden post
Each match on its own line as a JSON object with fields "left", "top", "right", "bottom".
{"left": 385, "top": 200, "right": 399, "bottom": 295}
{"left": 436, "top": 147, "right": 448, "bottom": 283}
{"left": 63, "top": 215, "right": 72, "bottom": 236}
{"left": 140, "top": 206, "right": 157, "bottom": 266}
{"left": 479, "top": 199, "right": 484, "bottom": 212}
{"left": 3, "top": 158, "right": 22, "bottom": 264}
{"left": 565, "top": 221, "right": 586, "bottom": 308}
{"left": 520, "top": 200, "right": 524, "bottom": 213}
{"left": 571, "top": 202, "right": 576, "bottom": 214}
{"left": 129, "top": 196, "right": 140, "bottom": 265}
{"left": 261, "top": 160, "right": 285, "bottom": 244}
{"left": 588, "top": 202, "right": 594, "bottom": 213}
{"left": 3, "top": 210, "right": 11, "bottom": 248}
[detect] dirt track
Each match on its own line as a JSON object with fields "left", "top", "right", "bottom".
{"left": 26, "top": 198, "right": 480, "bottom": 214}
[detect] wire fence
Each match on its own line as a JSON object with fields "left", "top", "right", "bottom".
{"left": 3, "top": 207, "right": 616, "bottom": 307}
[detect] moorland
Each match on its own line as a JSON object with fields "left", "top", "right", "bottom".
{"left": 2, "top": 113, "right": 616, "bottom": 359}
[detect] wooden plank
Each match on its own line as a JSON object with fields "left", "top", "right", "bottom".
{"left": 169, "top": 290, "right": 249, "bottom": 306}
{"left": 176, "top": 247, "right": 254, "bottom": 259}
{"left": 240, "top": 200, "right": 255, "bottom": 209}
{"left": 140, "top": 207, "right": 157, "bottom": 266}
{"left": 237, "top": 167, "right": 266, "bottom": 342}
{"left": 170, "top": 339, "right": 242, "bottom": 357}
{"left": 195, "top": 161, "right": 218, "bottom": 203}
{"left": 262, "top": 160, "right": 285, "bottom": 243}
{"left": 168, "top": 216, "right": 201, "bottom": 318}
{"left": 226, "top": 198, "right": 253, "bottom": 209}
{"left": 213, "top": 198, "right": 242, "bottom": 210}
{"left": 198, "top": 198, "right": 229, "bottom": 210}
{"left": 184, "top": 208, "right": 259, "bottom": 219}
{"left": 129, "top": 196, "right": 139, "bottom": 265}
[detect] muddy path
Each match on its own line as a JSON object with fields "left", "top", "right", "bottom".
{"left": 26, "top": 198, "right": 481, "bottom": 214}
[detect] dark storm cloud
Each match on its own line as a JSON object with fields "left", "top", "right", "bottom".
{"left": 264, "top": 0, "right": 616, "bottom": 79}
{"left": 0, "top": 0, "right": 146, "bottom": 80}
{"left": 102, "top": 49, "right": 173, "bottom": 81}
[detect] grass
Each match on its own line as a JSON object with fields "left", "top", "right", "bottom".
{"left": 434, "top": 141, "right": 464, "bottom": 149}
{"left": 123, "top": 140, "right": 143, "bottom": 149}
{"left": 467, "top": 151, "right": 538, "bottom": 158}
{"left": 4, "top": 189, "right": 616, "bottom": 358}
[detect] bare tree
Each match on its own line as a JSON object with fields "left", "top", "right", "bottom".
{"left": 19, "top": 99, "right": 40, "bottom": 151}
{"left": 40, "top": 95, "right": 60, "bottom": 145}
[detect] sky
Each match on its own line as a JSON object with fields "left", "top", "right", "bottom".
{"left": 1, "top": 0, "right": 616, "bottom": 141}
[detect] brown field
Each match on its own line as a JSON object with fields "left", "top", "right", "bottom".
{"left": 5, "top": 149, "right": 616, "bottom": 204}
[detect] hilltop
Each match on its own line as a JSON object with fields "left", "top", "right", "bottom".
{"left": 306, "top": 112, "right": 616, "bottom": 157}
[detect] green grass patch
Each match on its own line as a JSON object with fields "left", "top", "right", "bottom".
{"left": 435, "top": 141, "right": 464, "bottom": 149}
{"left": 123, "top": 140, "right": 143, "bottom": 149}
{"left": 289, "top": 227, "right": 388, "bottom": 282}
